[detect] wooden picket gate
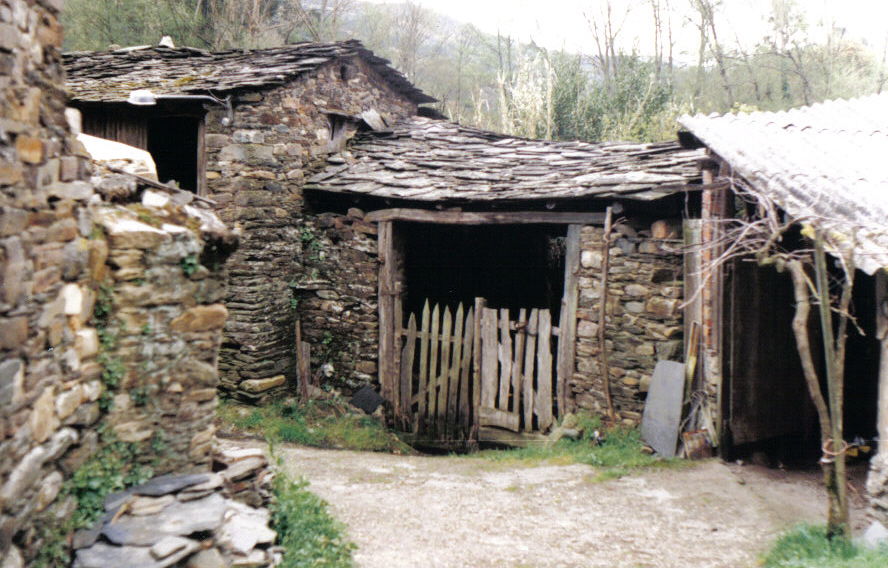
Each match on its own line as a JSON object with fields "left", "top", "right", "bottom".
{"left": 399, "top": 301, "right": 475, "bottom": 444}
{"left": 478, "top": 307, "right": 556, "bottom": 437}
{"left": 397, "top": 298, "right": 558, "bottom": 447}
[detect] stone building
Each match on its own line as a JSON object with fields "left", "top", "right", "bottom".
{"left": 63, "top": 41, "right": 707, "bottom": 448}
{"left": 64, "top": 41, "right": 436, "bottom": 402}
{"left": 0, "top": 2, "right": 244, "bottom": 563}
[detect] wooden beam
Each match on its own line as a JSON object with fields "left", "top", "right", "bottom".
{"left": 366, "top": 209, "right": 608, "bottom": 225}
{"left": 555, "top": 225, "right": 581, "bottom": 417}
{"left": 378, "top": 221, "right": 397, "bottom": 415}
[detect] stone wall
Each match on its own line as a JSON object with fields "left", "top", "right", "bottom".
{"left": 92, "top": 185, "right": 236, "bottom": 474}
{"left": 0, "top": 0, "right": 99, "bottom": 563}
{"left": 571, "top": 225, "right": 684, "bottom": 424}
{"left": 206, "top": 58, "right": 416, "bottom": 398}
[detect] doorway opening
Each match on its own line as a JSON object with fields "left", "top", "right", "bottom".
{"left": 725, "top": 262, "right": 879, "bottom": 469}
{"left": 400, "top": 223, "right": 567, "bottom": 318}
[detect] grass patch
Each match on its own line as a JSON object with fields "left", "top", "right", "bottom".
{"left": 762, "top": 525, "right": 888, "bottom": 568}
{"left": 271, "top": 473, "right": 355, "bottom": 568}
{"left": 217, "top": 397, "right": 413, "bottom": 454}
{"left": 471, "top": 414, "right": 682, "bottom": 477}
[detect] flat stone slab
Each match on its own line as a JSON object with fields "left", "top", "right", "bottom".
{"left": 102, "top": 494, "right": 227, "bottom": 546}
{"left": 641, "top": 360, "right": 686, "bottom": 458}
{"left": 74, "top": 540, "right": 197, "bottom": 568}
{"left": 106, "top": 473, "right": 215, "bottom": 509}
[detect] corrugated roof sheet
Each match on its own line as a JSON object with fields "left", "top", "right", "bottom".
{"left": 679, "top": 93, "right": 888, "bottom": 274}
{"left": 63, "top": 40, "right": 435, "bottom": 104}
{"left": 306, "top": 117, "right": 704, "bottom": 202}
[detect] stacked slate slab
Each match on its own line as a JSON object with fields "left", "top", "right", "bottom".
{"left": 73, "top": 446, "right": 277, "bottom": 568}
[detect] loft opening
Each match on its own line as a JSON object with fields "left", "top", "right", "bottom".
{"left": 75, "top": 102, "right": 206, "bottom": 193}
{"left": 400, "top": 223, "right": 567, "bottom": 319}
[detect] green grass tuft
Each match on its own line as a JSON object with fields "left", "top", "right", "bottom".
{"left": 762, "top": 525, "right": 888, "bottom": 568}
{"left": 471, "top": 415, "right": 682, "bottom": 477}
{"left": 217, "top": 398, "right": 413, "bottom": 454}
{"left": 271, "top": 473, "right": 355, "bottom": 568}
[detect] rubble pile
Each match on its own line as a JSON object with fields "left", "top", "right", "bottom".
{"left": 73, "top": 447, "right": 278, "bottom": 568}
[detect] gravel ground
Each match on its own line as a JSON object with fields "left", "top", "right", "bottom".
{"left": 226, "top": 440, "right": 864, "bottom": 568}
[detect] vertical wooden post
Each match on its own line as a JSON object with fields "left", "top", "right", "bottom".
{"left": 699, "top": 159, "right": 729, "bottom": 445}
{"left": 877, "top": 271, "right": 888, "bottom": 465}
{"left": 471, "top": 297, "right": 486, "bottom": 442}
{"left": 556, "top": 224, "right": 581, "bottom": 417}
{"left": 598, "top": 208, "right": 616, "bottom": 421}
{"left": 378, "top": 221, "right": 397, "bottom": 417}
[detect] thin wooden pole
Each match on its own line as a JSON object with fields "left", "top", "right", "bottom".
{"left": 598, "top": 207, "right": 616, "bottom": 421}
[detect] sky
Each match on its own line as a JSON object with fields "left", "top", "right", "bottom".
{"left": 363, "top": 0, "right": 888, "bottom": 59}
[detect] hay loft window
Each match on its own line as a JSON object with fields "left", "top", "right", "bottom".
{"left": 77, "top": 97, "right": 213, "bottom": 194}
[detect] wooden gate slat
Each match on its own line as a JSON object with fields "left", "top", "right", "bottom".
{"left": 523, "top": 309, "right": 538, "bottom": 432}
{"left": 536, "top": 309, "right": 554, "bottom": 430}
{"left": 478, "top": 406, "right": 520, "bottom": 432}
{"left": 459, "top": 307, "right": 474, "bottom": 438}
{"left": 400, "top": 314, "right": 417, "bottom": 430}
{"left": 447, "top": 304, "right": 464, "bottom": 440}
{"left": 511, "top": 308, "right": 527, "bottom": 415}
{"left": 416, "top": 301, "right": 431, "bottom": 433}
{"left": 428, "top": 303, "right": 441, "bottom": 434}
{"left": 437, "top": 306, "right": 453, "bottom": 436}
{"left": 480, "top": 308, "right": 498, "bottom": 409}
{"left": 497, "top": 308, "right": 512, "bottom": 411}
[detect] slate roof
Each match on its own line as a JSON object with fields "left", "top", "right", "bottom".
{"left": 306, "top": 117, "right": 704, "bottom": 202}
{"left": 680, "top": 93, "right": 888, "bottom": 274}
{"left": 63, "top": 40, "right": 435, "bottom": 104}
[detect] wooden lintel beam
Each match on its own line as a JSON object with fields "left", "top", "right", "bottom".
{"left": 365, "top": 209, "right": 607, "bottom": 225}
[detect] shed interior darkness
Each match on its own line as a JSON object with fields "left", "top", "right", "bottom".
{"left": 726, "top": 263, "right": 879, "bottom": 468}
{"left": 400, "top": 223, "right": 567, "bottom": 320}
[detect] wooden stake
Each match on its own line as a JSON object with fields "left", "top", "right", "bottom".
{"left": 598, "top": 207, "right": 616, "bottom": 421}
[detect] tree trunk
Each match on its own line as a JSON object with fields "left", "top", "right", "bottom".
{"left": 787, "top": 257, "right": 849, "bottom": 538}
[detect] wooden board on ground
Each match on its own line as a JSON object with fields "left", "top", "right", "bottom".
{"left": 641, "top": 360, "right": 686, "bottom": 458}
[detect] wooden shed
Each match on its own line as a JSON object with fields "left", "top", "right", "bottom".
{"left": 307, "top": 117, "right": 704, "bottom": 447}
{"left": 679, "top": 95, "right": 888, "bottom": 509}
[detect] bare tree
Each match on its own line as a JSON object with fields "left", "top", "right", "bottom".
{"left": 692, "top": 180, "right": 860, "bottom": 538}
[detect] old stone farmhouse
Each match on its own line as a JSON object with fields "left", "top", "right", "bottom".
{"left": 63, "top": 40, "right": 712, "bottom": 447}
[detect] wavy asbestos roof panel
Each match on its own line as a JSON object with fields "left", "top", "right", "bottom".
{"left": 63, "top": 40, "right": 435, "bottom": 104}
{"left": 306, "top": 117, "right": 704, "bottom": 202}
{"left": 680, "top": 93, "right": 888, "bottom": 274}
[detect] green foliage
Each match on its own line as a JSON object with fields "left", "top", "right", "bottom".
{"left": 93, "top": 283, "right": 115, "bottom": 324}
{"left": 33, "top": 434, "right": 153, "bottom": 567}
{"left": 64, "top": 436, "right": 153, "bottom": 529}
{"left": 129, "top": 386, "right": 149, "bottom": 406}
{"left": 180, "top": 254, "right": 200, "bottom": 277}
{"left": 762, "top": 525, "right": 888, "bottom": 568}
{"left": 270, "top": 474, "right": 355, "bottom": 568}
{"left": 216, "top": 398, "right": 413, "bottom": 454}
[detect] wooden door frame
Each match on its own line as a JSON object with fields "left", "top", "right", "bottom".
{"left": 376, "top": 213, "right": 588, "bottom": 430}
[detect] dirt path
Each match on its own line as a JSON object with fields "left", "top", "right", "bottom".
{"left": 228, "top": 440, "right": 843, "bottom": 567}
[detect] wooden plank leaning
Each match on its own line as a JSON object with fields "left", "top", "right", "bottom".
{"left": 511, "top": 308, "right": 527, "bottom": 415}
{"left": 480, "top": 307, "right": 498, "bottom": 409}
{"left": 536, "top": 309, "right": 554, "bottom": 430}
{"left": 428, "top": 303, "right": 441, "bottom": 435}
{"left": 437, "top": 306, "right": 453, "bottom": 437}
{"left": 459, "top": 307, "right": 474, "bottom": 439}
{"left": 416, "top": 300, "right": 431, "bottom": 433}
{"left": 523, "top": 309, "right": 539, "bottom": 432}
{"left": 498, "top": 308, "right": 512, "bottom": 411}
{"left": 447, "top": 303, "right": 465, "bottom": 440}
{"left": 399, "top": 313, "right": 417, "bottom": 431}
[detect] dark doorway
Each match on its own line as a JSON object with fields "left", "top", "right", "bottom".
{"left": 147, "top": 116, "right": 201, "bottom": 192}
{"left": 400, "top": 223, "right": 567, "bottom": 319}
{"left": 726, "top": 262, "right": 879, "bottom": 466}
